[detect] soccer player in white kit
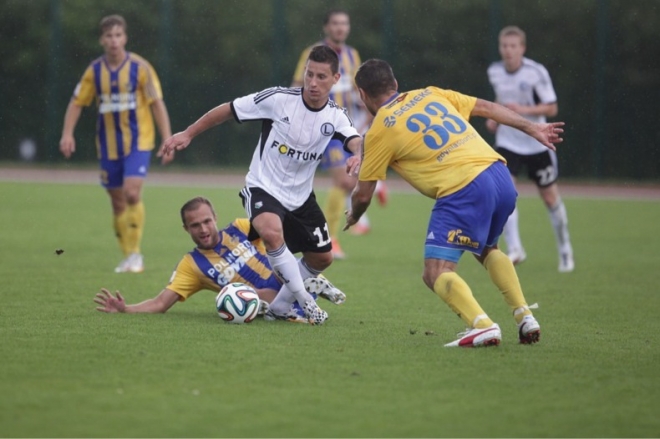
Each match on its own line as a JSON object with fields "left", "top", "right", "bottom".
{"left": 486, "top": 26, "right": 574, "bottom": 273}
{"left": 161, "top": 46, "right": 362, "bottom": 324}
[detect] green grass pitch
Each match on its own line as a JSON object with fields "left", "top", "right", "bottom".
{"left": 1, "top": 180, "right": 659, "bottom": 437}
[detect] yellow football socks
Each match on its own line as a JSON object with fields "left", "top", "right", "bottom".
{"left": 483, "top": 249, "right": 530, "bottom": 323}
{"left": 113, "top": 211, "right": 130, "bottom": 256}
{"left": 124, "top": 201, "right": 145, "bottom": 255}
{"left": 325, "top": 187, "right": 345, "bottom": 239}
{"left": 433, "top": 272, "right": 494, "bottom": 329}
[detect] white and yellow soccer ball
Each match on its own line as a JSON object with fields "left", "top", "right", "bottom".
{"left": 215, "top": 283, "right": 260, "bottom": 324}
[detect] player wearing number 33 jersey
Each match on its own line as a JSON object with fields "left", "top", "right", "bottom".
{"left": 349, "top": 59, "right": 565, "bottom": 346}
{"left": 359, "top": 87, "right": 505, "bottom": 198}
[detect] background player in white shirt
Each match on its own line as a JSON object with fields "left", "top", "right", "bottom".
{"left": 486, "top": 26, "right": 574, "bottom": 273}
{"left": 162, "top": 46, "right": 362, "bottom": 324}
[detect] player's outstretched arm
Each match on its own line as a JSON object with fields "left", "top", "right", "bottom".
{"left": 504, "top": 102, "right": 558, "bottom": 117}
{"left": 95, "top": 288, "right": 180, "bottom": 314}
{"left": 59, "top": 101, "right": 83, "bottom": 159}
{"left": 471, "top": 99, "right": 564, "bottom": 150}
{"left": 159, "top": 103, "right": 234, "bottom": 157}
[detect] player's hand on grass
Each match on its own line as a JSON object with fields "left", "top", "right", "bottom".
{"left": 160, "top": 131, "right": 192, "bottom": 156}
{"left": 346, "top": 155, "right": 361, "bottom": 177}
{"left": 59, "top": 135, "right": 76, "bottom": 159}
{"left": 528, "top": 122, "right": 564, "bottom": 151}
{"left": 94, "top": 288, "right": 126, "bottom": 313}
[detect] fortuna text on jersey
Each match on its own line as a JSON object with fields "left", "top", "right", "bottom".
{"left": 271, "top": 140, "right": 324, "bottom": 162}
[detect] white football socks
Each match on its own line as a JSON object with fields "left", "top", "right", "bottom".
{"left": 266, "top": 245, "right": 314, "bottom": 312}
{"left": 268, "top": 255, "right": 321, "bottom": 315}
{"left": 503, "top": 206, "right": 523, "bottom": 253}
{"left": 548, "top": 199, "right": 573, "bottom": 254}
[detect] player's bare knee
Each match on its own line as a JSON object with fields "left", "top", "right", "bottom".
{"left": 540, "top": 184, "right": 559, "bottom": 208}
{"left": 422, "top": 268, "right": 439, "bottom": 290}
{"left": 259, "top": 231, "right": 285, "bottom": 250}
{"left": 124, "top": 190, "right": 141, "bottom": 205}
{"left": 304, "top": 251, "right": 333, "bottom": 272}
{"left": 339, "top": 176, "right": 357, "bottom": 192}
{"left": 108, "top": 191, "right": 126, "bottom": 215}
{"left": 423, "top": 259, "right": 457, "bottom": 290}
{"left": 330, "top": 168, "right": 355, "bottom": 192}
{"left": 422, "top": 271, "right": 436, "bottom": 290}
{"left": 476, "top": 246, "right": 496, "bottom": 265}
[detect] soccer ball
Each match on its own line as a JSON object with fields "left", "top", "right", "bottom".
{"left": 215, "top": 283, "right": 260, "bottom": 323}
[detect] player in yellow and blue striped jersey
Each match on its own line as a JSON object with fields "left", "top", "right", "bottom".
{"left": 59, "top": 15, "right": 172, "bottom": 274}
{"left": 94, "top": 197, "right": 345, "bottom": 322}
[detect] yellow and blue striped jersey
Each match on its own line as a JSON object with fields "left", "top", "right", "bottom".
{"left": 359, "top": 87, "right": 505, "bottom": 199}
{"left": 293, "top": 41, "right": 362, "bottom": 117}
{"left": 72, "top": 52, "right": 163, "bottom": 160}
{"left": 167, "top": 219, "right": 278, "bottom": 301}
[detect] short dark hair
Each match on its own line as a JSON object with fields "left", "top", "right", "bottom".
{"left": 180, "top": 196, "right": 215, "bottom": 225}
{"left": 308, "top": 45, "right": 339, "bottom": 75}
{"left": 323, "top": 9, "right": 349, "bottom": 25}
{"left": 355, "top": 59, "right": 397, "bottom": 98}
{"left": 99, "top": 14, "right": 126, "bottom": 36}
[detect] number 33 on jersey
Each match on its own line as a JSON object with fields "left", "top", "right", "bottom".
{"left": 360, "top": 87, "right": 506, "bottom": 200}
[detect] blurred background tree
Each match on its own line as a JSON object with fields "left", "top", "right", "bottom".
{"left": 1, "top": 0, "right": 658, "bottom": 179}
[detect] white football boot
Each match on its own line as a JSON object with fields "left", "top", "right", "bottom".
{"left": 558, "top": 251, "right": 575, "bottom": 273}
{"left": 507, "top": 247, "right": 527, "bottom": 266}
{"left": 264, "top": 306, "right": 310, "bottom": 324}
{"left": 304, "top": 275, "right": 346, "bottom": 305}
{"left": 114, "top": 257, "right": 130, "bottom": 273}
{"left": 517, "top": 315, "right": 541, "bottom": 344}
{"left": 115, "top": 253, "right": 144, "bottom": 273}
{"left": 444, "top": 323, "right": 502, "bottom": 348}
{"left": 302, "top": 300, "right": 328, "bottom": 325}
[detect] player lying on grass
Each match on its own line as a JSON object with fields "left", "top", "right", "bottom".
{"left": 94, "top": 196, "right": 345, "bottom": 323}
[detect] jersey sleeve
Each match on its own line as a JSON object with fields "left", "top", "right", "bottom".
{"left": 333, "top": 109, "right": 361, "bottom": 148}
{"left": 71, "top": 66, "right": 96, "bottom": 107}
{"left": 533, "top": 65, "right": 557, "bottom": 104}
{"left": 432, "top": 87, "right": 477, "bottom": 120}
{"left": 167, "top": 255, "right": 203, "bottom": 302}
{"left": 358, "top": 131, "right": 392, "bottom": 181}
{"left": 233, "top": 218, "right": 251, "bottom": 235}
{"left": 231, "top": 88, "right": 282, "bottom": 123}
{"left": 486, "top": 64, "right": 499, "bottom": 100}
{"left": 292, "top": 47, "right": 312, "bottom": 84}
{"left": 140, "top": 60, "right": 164, "bottom": 104}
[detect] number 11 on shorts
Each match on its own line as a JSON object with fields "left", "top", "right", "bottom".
{"left": 313, "top": 223, "right": 331, "bottom": 247}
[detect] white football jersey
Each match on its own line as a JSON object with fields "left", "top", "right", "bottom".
{"left": 488, "top": 57, "right": 557, "bottom": 155}
{"left": 231, "top": 87, "right": 360, "bottom": 210}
